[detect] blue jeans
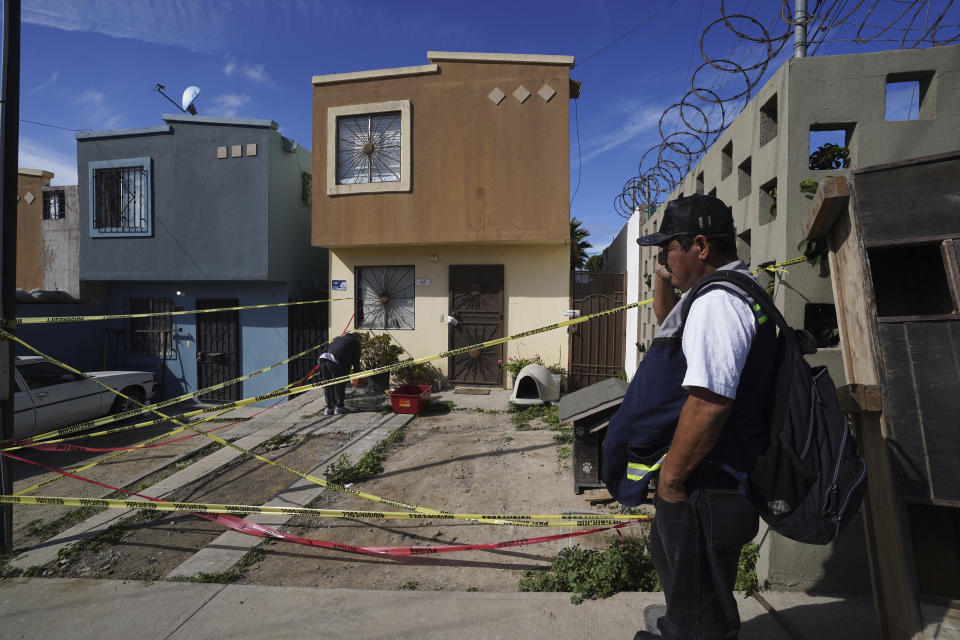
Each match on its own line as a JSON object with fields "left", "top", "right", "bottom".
{"left": 649, "top": 466, "right": 759, "bottom": 639}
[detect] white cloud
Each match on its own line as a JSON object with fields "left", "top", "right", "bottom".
{"left": 581, "top": 106, "right": 662, "bottom": 163}
{"left": 18, "top": 136, "right": 78, "bottom": 185}
{"left": 77, "top": 89, "right": 125, "bottom": 130}
{"left": 29, "top": 70, "right": 60, "bottom": 95}
{"left": 23, "top": 0, "right": 229, "bottom": 52}
{"left": 244, "top": 64, "right": 269, "bottom": 83}
{"left": 223, "top": 60, "right": 270, "bottom": 84}
{"left": 208, "top": 94, "right": 251, "bottom": 118}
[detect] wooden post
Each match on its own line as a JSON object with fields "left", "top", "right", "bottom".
{"left": 807, "top": 177, "right": 925, "bottom": 640}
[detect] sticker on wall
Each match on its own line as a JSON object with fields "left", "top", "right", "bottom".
{"left": 331, "top": 280, "right": 347, "bottom": 292}
{"left": 416, "top": 279, "right": 431, "bottom": 286}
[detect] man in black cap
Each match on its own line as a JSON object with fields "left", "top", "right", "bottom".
{"left": 601, "top": 195, "right": 777, "bottom": 639}
{"left": 317, "top": 332, "right": 362, "bottom": 415}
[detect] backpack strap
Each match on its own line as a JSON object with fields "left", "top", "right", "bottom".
{"left": 679, "top": 269, "right": 790, "bottom": 336}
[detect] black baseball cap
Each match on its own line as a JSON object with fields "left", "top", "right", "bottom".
{"left": 636, "top": 194, "right": 735, "bottom": 247}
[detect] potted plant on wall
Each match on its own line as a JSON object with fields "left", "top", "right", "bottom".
{"left": 360, "top": 332, "right": 405, "bottom": 392}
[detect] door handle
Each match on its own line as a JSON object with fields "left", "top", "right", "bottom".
{"left": 36, "top": 392, "right": 49, "bottom": 399}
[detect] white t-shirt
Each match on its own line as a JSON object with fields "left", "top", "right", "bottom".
{"left": 681, "top": 288, "right": 757, "bottom": 399}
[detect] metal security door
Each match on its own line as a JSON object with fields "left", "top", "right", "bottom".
{"left": 196, "top": 298, "right": 240, "bottom": 402}
{"left": 568, "top": 271, "right": 625, "bottom": 391}
{"left": 288, "top": 297, "right": 328, "bottom": 384}
{"left": 448, "top": 265, "right": 503, "bottom": 385}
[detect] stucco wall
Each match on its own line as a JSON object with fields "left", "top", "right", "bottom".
{"left": 42, "top": 185, "right": 80, "bottom": 298}
{"left": 266, "top": 133, "right": 327, "bottom": 285}
{"left": 77, "top": 120, "right": 273, "bottom": 281}
{"left": 100, "top": 280, "right": 293, "bottom": 405}
{"left": 312, "top": 56, "right": 572, "bottom": 248}
{"left": 328, "top": 244, "right": 569, "bottom": 383}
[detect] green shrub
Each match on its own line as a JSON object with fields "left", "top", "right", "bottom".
{"left": 735, "top": 542, "right": 760, "bottom": 593}
{"left": 323, "top": 426, "right": 406, "bottom": 485}
{"left": 519, "top": 534, "right": 660, "bottom": 602}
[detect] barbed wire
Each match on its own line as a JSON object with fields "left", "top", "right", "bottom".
{"left": 615, "top": 0, "right": 959, "bottom": 219}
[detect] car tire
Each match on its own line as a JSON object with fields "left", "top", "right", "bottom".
{"left": 111, "top": 387, "right": 145, "bottom": 414}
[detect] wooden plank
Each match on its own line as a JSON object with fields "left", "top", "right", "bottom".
{"left": 826, "top": 184, "right": 882, "bottom": 386}
{"left": 804, "top": 175, "right": 850, "bottom": 241}
{"left": 825, "top": 173, "right": 925, "bottom": 640}
{"left": 877, "top": 323, "right": 932, "bottom": 500}
{"left": 904, "top": 322, "right": 960, "bottom": 501}
{"left": 836, "top": 384, "right": 883, "bottom": 414}
{"left": 941, "top": 239, "right": 960, "bottom": 313}
{"left": 853, "top": 157, "right": 960, "bottom": 244}
{"left": 853, "top": 410, "right": 926, "bottom": 640}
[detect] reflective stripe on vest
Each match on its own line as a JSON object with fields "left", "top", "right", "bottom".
{"left": 626, "top": 454, "right": 666, "bottom": 481}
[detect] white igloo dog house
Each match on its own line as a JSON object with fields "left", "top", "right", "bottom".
{"left": 510, "top": 363, "right": 560, "bottom": 406}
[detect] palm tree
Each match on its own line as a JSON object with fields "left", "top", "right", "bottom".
{"left": 584, "top": 254, "right": 603, "bottom": 272}
{"left": 570, "top": 217, "right": 592, "bottom": 270}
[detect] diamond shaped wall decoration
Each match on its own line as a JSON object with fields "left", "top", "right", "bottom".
{"left": 488, "top": 87, "right": 506, "bottom": 105}
{"left": 23, "top": 191, "right": 35, "bottom": 205}
{"left": 538, "top": 84, "right": 556, "bottom": 102}
{"left": 513, "top": 85, "right": 531, "bottom": 104}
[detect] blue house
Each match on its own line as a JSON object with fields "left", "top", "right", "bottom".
{"left": 75, "top": 114, "right": 328, "bottom": 404}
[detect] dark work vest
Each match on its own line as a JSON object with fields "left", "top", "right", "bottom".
{"left": 601, "top": 261, "right": 777, "bottom": 506}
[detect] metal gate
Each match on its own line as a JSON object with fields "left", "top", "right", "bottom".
{"left": 448, "top": 265, "right": 503, "bottom": 385}
{"left": 288, "top": 297, "right": 328, "bottom": 384}
{"left": 196, "top": 298, "right": 240, "bottom": 403}
{"left": 568, "top": 271, "right": 626, "bottom": 391}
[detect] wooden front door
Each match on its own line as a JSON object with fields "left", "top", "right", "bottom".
{"left": 196, "top": 298, "right": 240, "bottom": 402}
{"left": 448, "top": 265, "right": 503, "bottom": 385}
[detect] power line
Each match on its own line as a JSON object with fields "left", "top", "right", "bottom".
{"left": 575, "top": 0, "right": 679, "bottom": 68}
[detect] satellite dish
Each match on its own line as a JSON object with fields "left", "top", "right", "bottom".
{"left": 181, "top": 86, "right": 200, "bottom": 115}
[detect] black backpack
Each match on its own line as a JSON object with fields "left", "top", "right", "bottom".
{"left": 681, "top": 270, "right": 867, "bottom": 544}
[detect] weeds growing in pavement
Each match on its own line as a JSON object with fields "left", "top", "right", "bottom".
{"left": 519, "top": 535, "right": 661, "bottom": 604}
{"left": 55, "top": 522, "right": 130, "bottom": 564}
{"left": 400, "top": 580, "right": 419, "bottom": 590}
{"left": 324, "top": 426, "right": 407, "bottom": 485}
{"left": 509, "top": 404, "right": 560, "bottom": 431}
{"left": 187, "top": 547, "right": 267, "bottom": 584}
{"left": 556, "top": 445, "right": 571, "bottom": 460}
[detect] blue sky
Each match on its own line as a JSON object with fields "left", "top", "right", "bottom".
{"left": 15, "top": 0, "right": 959, "bottom": 253}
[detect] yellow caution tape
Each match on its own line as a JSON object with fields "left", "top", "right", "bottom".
{"left": 4, "top": 255, "right": 808, "bottom": 516}
{"left": 16, "top": 297, "right": 353, "bottom": 325}
{"left": 12, "top": 406, "right": 240, "bottom": 496}
{"left": 0, "top": 332, "right": 332, "bottom": 447}
{"left": 0, "top": 495, "right": 646, "bottom": 527}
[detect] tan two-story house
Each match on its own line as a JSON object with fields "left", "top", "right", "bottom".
{"left": 311, "top": 51, "right": 578, "bottom": 386}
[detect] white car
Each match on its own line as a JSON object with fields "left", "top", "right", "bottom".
{"left": 13, "top": 356, "right": 157, "bottom": 439}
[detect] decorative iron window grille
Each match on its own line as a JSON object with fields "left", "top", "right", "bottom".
{"left": 356, "top": 265, "right": 415, "bottom": 330}
{"left": 336, "top": 112, "right": 402, "bottom": 184}
{"left": 301, "top": 172, "right": 312, "bottom": 205}
{"left": 42, "top": 189, "right": 65, "bottom": 220}
{"left": 125, "top": 298, "right": 173, "bottom": 358}
{"left": 93, "top": 165, "right": 149, "bottom": 233}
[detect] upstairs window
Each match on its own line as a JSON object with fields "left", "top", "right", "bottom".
{"left": 88, "top": 157, "right": 152, "bottom": 237}
{"left": 337, "top": 112, "right": 401, "bottom": 184}
{"left": 326, "top": 100, "right": 411, "bottom": 196}
{"left": 42, "top": 189, "right": 65, "bottom": 220}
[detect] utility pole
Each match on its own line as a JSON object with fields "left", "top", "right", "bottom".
{"left": 794, "top": 0, "right": 808, "bottom": 58}
{"left": 0, "top": 0, "right": 21, "bottom": 554}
